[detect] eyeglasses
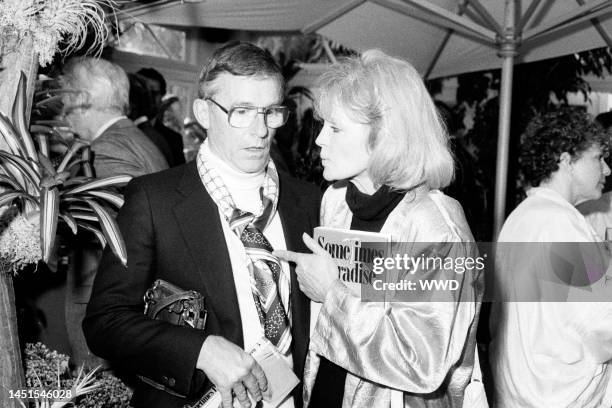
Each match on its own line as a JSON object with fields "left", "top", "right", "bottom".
{"left": 63, "top": 104, "right": 91, "bottom": 116}
{"left": 205, "top": 98, "right": 289, "bottom": 129}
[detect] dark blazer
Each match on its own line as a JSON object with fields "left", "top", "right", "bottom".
{"left": 138, "top": 120, "right": 175, "bottom": 167}
{"left": 83, "top": 161, "right": 321, "bottom": 408}
{"left": 155, "top": 121, "right": 186, "bottom": 167}
{"left": 91, "top": 118, "right": 169, "bottom": 179}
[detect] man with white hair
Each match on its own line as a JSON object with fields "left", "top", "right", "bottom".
{"left": 60, "top": 57, "right": 168, "bottom": 178}
{"left": 59, "top": 58, "right": 169, "bottom": 370}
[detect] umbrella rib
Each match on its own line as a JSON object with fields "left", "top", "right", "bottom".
{"left": 516, "top": 0, "right": 544, "bottom": 32}
{"left": 303, "top": 0, "right": 367, "bottom": 33}
{"left": 116, "top": 0, "right": 179, "bottom": 20}
{"left": 465, "top": 0, "right": 502, "bottom": 36}
{"left": 523, "top": 0, "right": 612, "bottom": 41}
{"left": 463, "top": 8, "right": 490, "bottom": 29}
{"left": 375, "top": 0, "right": 496, "bottom": 42}
{"left": 576, "top": 0, "right": 612, "bottom": 50}
{"left": 425, "top": 0, "right": 470, "bottom": 79}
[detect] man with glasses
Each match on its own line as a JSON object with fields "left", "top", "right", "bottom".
{"left": 57, "top": 57, "right": 168, "bottom": 371}
{"left": 60, "top": 57, "right": 169, "bottom": 178}
{"left": 84, "top": 42, "right": 321, "bottom": 408}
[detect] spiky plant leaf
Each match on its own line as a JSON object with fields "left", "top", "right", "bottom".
{"left": 0, "top": 111, "right": 27, "bottom": 156}
{"left": 40, "top": 187, "right": 60, "bottom": 262}
{"left": 0, "top": 174, "right": 23, "bottom": 190}
{"left": 0, "top": 152, "right": 40, "bottom": 194}
{"left": 34, "top": 133, "right": 50, "bottom": 157}
{"left": 75, "top": 221, "right": 106, "bottom": 248}
{"left": 38, "top": 153, "right": 56, "bottom": 177}
{"left": 65, "top": 158, "right": 87, "bottom": 173}
{"left": 83, "top": 198, "right": 127, "bottom": 265}
{"left": 59, "top": 212, "right": 78, "bottom": 235}
{"left": 57, "top": 140, "right": 88, "bottom": 173}
{"left": 0, "top": 191, "right": 39, "bottom": 208}
{"left": 86, "top": 190, "right": 124, "bottom": 208}
{"left": 67, "top": 203, "right": 94, "bottom": 212}
{"left": 64, "top": 175, "right": 131, "bottom": 195}
{"left": 71, "top": 212, "right": 97, "bottom": 222}
{"left": 62, "top": 177, "right": 91, "bottom": 188}
{"left": 32, "top": 120, "right": 69, "bottom": 128}
{"left": 0, "top": 151, "right": 41, "bottom": 182}
{"left": 81, "top": 147, "right": 93, "bottom": 178}
{"left": 12, "top": 72, "right": 39, "bottom": 161}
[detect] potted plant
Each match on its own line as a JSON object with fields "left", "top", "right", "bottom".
{"left": 0, "top": 2, "right": 118, "bottom": 405}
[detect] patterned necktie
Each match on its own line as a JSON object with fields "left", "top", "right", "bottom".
{"left": 196, "top": 143, "right": 291, "bottom": 353}
{"left": 230, "top": 201, "right": 292, "bottom": 354}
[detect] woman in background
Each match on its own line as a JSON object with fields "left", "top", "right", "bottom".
{"left": 276, "top": 50, "right": 484, "bottom": 407}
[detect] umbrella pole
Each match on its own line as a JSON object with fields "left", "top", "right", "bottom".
{"left": 493, "top": 0, "right": 517, "bottom": 239}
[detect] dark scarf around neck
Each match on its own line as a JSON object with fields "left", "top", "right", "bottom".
{"left": 345, "top": 182, "right": 406, "bottom": 221}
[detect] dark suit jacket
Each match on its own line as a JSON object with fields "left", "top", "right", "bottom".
{"left": 91, "top": 118, "right": 169, "bottom": 179}
{"left": 83, "top": 161, "right": 321, "bottom": 408}
{"left": 155, "top": 121, "right": 186, "bottom": 167}
{"left": 138, "top": 121, "right": 175, "bottom": 168}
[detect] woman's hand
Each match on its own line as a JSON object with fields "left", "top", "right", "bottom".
{"left": 274, "top": 233, "right": 339, "bottom": 303}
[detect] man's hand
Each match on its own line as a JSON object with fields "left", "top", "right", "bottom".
{"left": 274, "top": 233, "right": 339, "bottom": 303}
{"left": 197, "top": 335, "right": 268, "bottom": 408}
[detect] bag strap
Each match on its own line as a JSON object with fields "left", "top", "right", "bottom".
{"left": 150, "top": 293, "right": 196, "bottom": 317}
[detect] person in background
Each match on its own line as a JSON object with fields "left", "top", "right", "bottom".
{"left": 84, "top": 42, "right": 320, "bottom": 408}
{"left": 182, "top": 119, "right": 207, "bottom": 162}
{"left": 491, "top": 107, "right": 612, "bottom": 407}
{"left": 127, "top": 72, "right": 175, "bottom": 166}
{"left": 275, "top": 49, "right": 484, "bottom": 407}
{"left": 159, "top": 94, "right": 184, "bottom": 133}
{"left": 57, "top": 57, "right": 168, "bottom": 370}
{"left": 578, "top": 110, "right": 612, "bottom": 237}
{"left": 138, "top": 67, "right": 185, "bottom": 166}
{"left": 60, "top": 58, "right": 168, "bottom": 179}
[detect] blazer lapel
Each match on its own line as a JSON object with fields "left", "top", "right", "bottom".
{"left": 173, "top": 163, "right": 243, "bottom": 347}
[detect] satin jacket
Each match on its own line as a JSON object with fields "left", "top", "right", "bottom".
{"left": 303, "top": 182, "right": 484, "bottom": 407}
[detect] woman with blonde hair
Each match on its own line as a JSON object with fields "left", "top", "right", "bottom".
{"left": 276, "top": 50, "right": 484, "bottom": 407}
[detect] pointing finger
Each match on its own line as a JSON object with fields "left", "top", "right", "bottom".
{"left": 273, "top": 249, "right": 301, "bottom": 263}
{"left": 302, "top": 233, "right": 329, "bottom": 256}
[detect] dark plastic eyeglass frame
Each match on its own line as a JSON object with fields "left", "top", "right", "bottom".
{"left": 205, "top": 98, "right": 288, "bottom": 129}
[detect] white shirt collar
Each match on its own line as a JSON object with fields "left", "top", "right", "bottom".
{"left": 133, "top": 116, "right": 148, "bottom": 126}
{"left": 93, "top": 115, "right": 127, "bottom": 140}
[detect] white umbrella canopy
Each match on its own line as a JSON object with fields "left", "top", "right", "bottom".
{"left": 131, "top": 0, "right": 612, "bottom": 78}
{"left": 130, "top": 0, "right": 612, "bottom": 236}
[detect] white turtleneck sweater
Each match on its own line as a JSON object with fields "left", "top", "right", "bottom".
{"left": 201, "top": 141, "right": 295, "bottom": 408}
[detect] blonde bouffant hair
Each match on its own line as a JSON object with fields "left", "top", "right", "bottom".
{"left": 314, "top": 49, "right": 454, "bottom": 190}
